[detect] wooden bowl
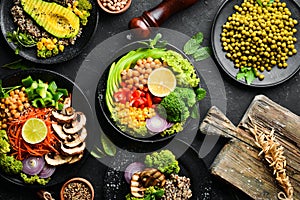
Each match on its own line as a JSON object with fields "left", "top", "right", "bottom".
{"left": 60, "top": 177, "right": 94, "bottom": 200}
{"left": 97, "top": 0, "right": 131, "bottom": 14}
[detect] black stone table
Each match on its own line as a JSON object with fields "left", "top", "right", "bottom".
{"left": 0, "top": 0, "right": 299, "bottom": 199}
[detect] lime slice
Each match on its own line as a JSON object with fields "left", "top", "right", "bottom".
{"left": 22, "top": 118, "right": 47, "bottom": 144}
{"left": 148, "top": 67, "right": 176, "bottom": 97}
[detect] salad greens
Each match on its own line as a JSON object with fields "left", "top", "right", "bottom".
{"left": 144, "top": 150, "right": 180, "bottom": 176}
{"left": 0, "top": 154, "right": 23, "bottom": 175}
{"left": 0, "top": 130, "right": 10, "bottom": 154}
{"left": 126, "top": 186, "right": 164, "bottom": 200}
{"left": 0, "top": 80, "right": 21, "bottom": 98}
{"left": 20, "top": 173, "right": 50, "bottom": 185}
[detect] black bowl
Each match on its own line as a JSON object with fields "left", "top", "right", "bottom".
{"left": 211, "top": 0, "right": 300, "bottom": 87}
{"left": 0, "top": 0, "right": 99, "bottom": 64}
{"left": 95, "top": 42, "right": 203, "bottom": 150}
{"left": 103, "top": 139, "right": 212, "bottom": 200}
{"left": 0, "top": 69, "right": 94, "bottom": 188}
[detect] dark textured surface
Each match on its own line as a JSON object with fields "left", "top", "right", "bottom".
{"left": 0, "top": 0, "right": 299, "bottom": 199}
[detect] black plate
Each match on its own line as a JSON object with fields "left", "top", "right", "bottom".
{"left": 211, "top": 0, "right": 300, "bottom": 87}
{"left": 0, "top": 69, "right": 95, "bottom": 188}
{"left": 103, "top": 139, "right": 212, "bottom": 200}
{"left": 0, "top": 0, "right": 99, "bottom": 64}
{"left": 95, "top": 42, "right": 207, "bottom": 148}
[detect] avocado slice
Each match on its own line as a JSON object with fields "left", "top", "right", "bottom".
{"left": 21, "top": 0, "right": 80, "bottom": 38}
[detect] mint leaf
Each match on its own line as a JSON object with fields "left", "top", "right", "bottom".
{"left": 183, "top": 38, "right": 199, "bottom": 55}
{"left": 192, "top": 32, "right": 204, "bottom": 44}
{"left": 193, "top": 47, "right": 212, "bottom": 61}
{"left": 236, "top": 67, "right": 256, "bottom": 85}
{"left": 236, "top": 72, "right": 246, "bottom": 80}
{"left": 245, "top": 69, "right": 256, "bottom": 85}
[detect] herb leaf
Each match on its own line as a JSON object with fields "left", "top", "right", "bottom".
{"left": 183, "top": 39, "right": 199, "bottom": 55}
{"left": 192, "top": 32, "right": 204, "bottom": 44}
{"left": 100, "top": 134, "right": 116, "bottom": 156}
{"left": 236, "top": 67, "right": 256, "bottom": 85}
{"left": 193, "top": 47, "right": 212, "bottom": 61}
{"left": 183, "top": 32, "right": 211, "bottom": 61}
{"left": 139, "top": 33, "right": 167, "bottom": 49}
{"left": 256, "top": 0, "right": 263, "bottom": 6}
{"left": 1, "top": 59, "right": 30, "bottom": 70}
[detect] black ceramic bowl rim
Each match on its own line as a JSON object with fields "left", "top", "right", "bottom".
{"left": 0, "top": 69, "right": 92, "bottom": 188}
{"left": 96, "top": 43, "right": 202, "bottom": 144}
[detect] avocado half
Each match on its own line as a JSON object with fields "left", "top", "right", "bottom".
{"left": 21, "top": 0, "right": 80, "bottom": 38}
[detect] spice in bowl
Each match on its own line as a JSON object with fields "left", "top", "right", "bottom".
{"left": 97, "top": 0, "right": 131, "bottom": 14}
{"left": 60, "top": 178, "right": 94, "bottom": 200}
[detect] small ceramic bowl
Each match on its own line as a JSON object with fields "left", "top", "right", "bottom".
{"left": 60, "top": 177, "right": 94, "bottom": 200}
{"left": 97, "top": 0, "right": 132, "bottom": 14}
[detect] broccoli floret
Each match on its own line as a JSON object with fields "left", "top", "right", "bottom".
{"left": 144, "top": 150, "right": 180, "bottom": 175}
{"left": 174, "top": 87, "right": 196, "bottom": 107}
{"left": 161, "top": 122, "right": 184, "bottom": 137}
{"left": 157, "top": 92, "right": 189, "bottom": 123}
{"left": 0, "top": 130, "right": 10, "bottom": 154}
{"left": 0, "top": 154, "right": 22, "bottom": 175}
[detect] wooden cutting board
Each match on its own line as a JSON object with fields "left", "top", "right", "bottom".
{"left": 200, "top": 95, "right": 300, "bottom": 199}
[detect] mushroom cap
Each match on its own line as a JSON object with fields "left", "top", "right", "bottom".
{"left": 52, "top": 110, "right": 76, "bottom": 124}
{"left": 64, "top": 127, "right": 87, "bottom": 148}
{"left": 63, "top": 112, "right": 86, "bottom": 134}
{"left": 60, "top": 141, "right": 86, "bottom": 155}
{"left": 45, "top": 153, "right": 73, "bottom": 166}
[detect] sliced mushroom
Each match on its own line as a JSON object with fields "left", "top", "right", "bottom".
{"left": 52, "top": 110, "right": 76, "bottom": 124}
{"left": 52, "top": 124, "right": 71, "bottom": 141}
{"left": 64, "top": 127, "right": 87, "bottom": 148}
{"left": 61, "top": 97, "right": 71, "bottom": 115}
{"left": 63, "top": 112, "right": 86, "bottom": 134}
{"left": 65, "top": 107, "right": 75, "bottom": 116}
{"left": 45, "top": 153, "right": 72, "bottom": 166}
{"left": 60, "top": 142, "right": 86, "bottom": 155}
{"left": 140, "top": 168, "right": 166, "bottom": 188}
{"left": 69, "top": 152, "right": 84, "bottom": 164}
{"left": 130, "top": 172, "right": 145, "bottom": 198}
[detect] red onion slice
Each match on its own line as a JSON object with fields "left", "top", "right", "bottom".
{"left": 146, "top": 115, "right": 169, "bottom": 134}
{"left": 38, "top": 164, "right": 56, "bottom": 178}
{"left": 124, "top": 162, "right": 145, "bottom": 184}
{"left": 22, "top": 156, "right": 45, "bottom": 176}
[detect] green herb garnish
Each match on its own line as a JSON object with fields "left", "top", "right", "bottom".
{"left": 6, "top": 29, "right": 37, "bottom": 54}
{"left": 236, "top": 67, "right": 256, "bottom": 85}
{"left": 0, "top": 80, "right": 21, "bottom": 98}
{"left": 1, "top": 59, "right": 31, "bottom": 70}
{"left": 183, "top": 32, "right": 212, "bottom": 61}
{"left": 139, "top": 33, "right": 167, "bottom": 49}
{"left": 100, "top": 134, "right": 116, "bottom": 157}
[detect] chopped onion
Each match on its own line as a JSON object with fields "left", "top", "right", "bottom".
{"left": 124, "top": 162, "right": 145, "bottom": 184}
{"left": 146, "top": 115, "right": 170, "bottom": 134}
{"left": 22, "top": 156, "right": 45, "bottom": 176}
{"left": 38, "top": 164, "right": 56, "bottom": 178}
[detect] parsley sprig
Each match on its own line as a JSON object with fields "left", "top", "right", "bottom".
{"left": 236, "top": 67, "right": 256, "bottom": 85}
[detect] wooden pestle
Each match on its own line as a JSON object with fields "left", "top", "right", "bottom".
{"left": 129, "top": 0, "right": 198, "bottom": 37}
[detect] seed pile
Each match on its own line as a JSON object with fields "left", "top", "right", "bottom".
{"left": 121, "top": 57, "right": 163, "bottom": 90}
{"left": 161, "top": 174, "right": 192, "bottom": 200}
{"left": 0, "top": 88, "right": 30, "bottom": 129}
{"left": 100, "top": 0, "right": 129, "bottom": 11}
{"left": 63, "top": 181, "right": 93, "bottom": 200}
{"left": 221, "top": 0, "right": 298, "bottom": 80}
